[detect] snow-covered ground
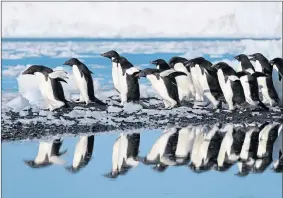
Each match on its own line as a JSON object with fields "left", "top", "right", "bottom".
{"left": 2, "top": 2, "right": 282, "bottom": 38}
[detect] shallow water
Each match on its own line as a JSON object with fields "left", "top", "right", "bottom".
{"left": 2, "top": 124, "right": 282, "bottom": 198}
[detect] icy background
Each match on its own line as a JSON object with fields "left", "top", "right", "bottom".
{"left": 2, "top": 2, "right": 282, "bottom": 38}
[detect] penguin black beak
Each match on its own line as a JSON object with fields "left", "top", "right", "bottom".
{"left": 101, "top": 52, "right": 112, "bottom": 59}
{"left": 269, "top": 60, "right": 274, "bottom": 66}
{"left": 183, "top": 61, "right": 191, "bottom": 67}
{"left": 22, "top": 69, "right": 32, "bottom": 75}
{"left": 150, "top": 60, "right": 158, "bottom": 65}
{"left": 234, "top": 56, "right": 239, "bottom": 60}
{"left": 63, "top": 61, "right": 70, "bottom": 66}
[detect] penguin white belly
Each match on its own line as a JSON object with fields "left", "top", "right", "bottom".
{"left": 73, "top": 65, "right": 90, "bottom": 103}
{"left": 257, "top": 124, "right": 274, "bottom": 158}
{"left": 175, "top": 75, "right": 190, "bottom": 101}
{"left": 254, "top": 61, "right": 269, "bottom": 103}
{"left": 112, "top": 62, "right": 120, "bottom": 93}
{"left": 239, "top": 130, "right": 253, "bottom": 161}
{"left": 217, "top": 130, "right": 233, "bottom": 166}
{"left": 146, "top": 130, "right": 175, "bottom": 161}
{"left": 217, "top": 70, "right": 234, "bottom": 110}
{"left": 119, "top": 73, "right": 129, "bottom": 104}
{"left": 191, "top": 67, "right": 203, "bottom": 100}
{"left": 175, "top": 127, "right": 193, "bottom": 158}
{"left": 112, "top": 136, "right": 121, "bottom": 172}
{"left": 272, "top": 67, "right": 282, "bottom": 103}
{"left": 147, "top": 75, "right": 175, "bottom": 105}
{"left": 34, "top": 142, "right": 51, "bottom": 164}
{"left": 191, "top": 129, "right": 205, "bottom": 167}
{"left": 117, "top": 134, "right": 128, "bottom": 171}
{"left": 272, "top": 125, "right": 282, "bottom": 165}
{"left": 174, "top": 63, "right": 195, "bottom": 98}
{"left": 72, "top": 136, "right": 88, "bottom": 168}
{"left": 240, "top": 76, "right": 256, "bottom": 105}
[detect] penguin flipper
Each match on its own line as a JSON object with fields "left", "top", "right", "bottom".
{"left": 49, "top": 70, "right": 68, "bottom": 80}
{"left": 251, "top": 72, "right": 268, "bottom": 78}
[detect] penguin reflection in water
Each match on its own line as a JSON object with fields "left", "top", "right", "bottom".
{"left": 24, "top": 138, "right": 67, "bottom": 168}
{"left": 136, "top": 68, "right": 185, "bottom": 109}
{"left": 63, "top": 58, "right": 106, "bottom": 106}
{"left": 22, "top": 65, "right": 69, "bottom": 111}
{"left": 104, "top": 133, "right": 140, "bottom": 178}
{"left": 66, "top": 135, "right": 94, "bottom": 173}
{"left": 112, "top": 56, "right": 141, "bottom": 105}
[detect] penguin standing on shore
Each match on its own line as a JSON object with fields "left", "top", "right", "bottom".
{"left": 212, "top": 62, "right": 246, "bottom": 111}
{"left": 168, "top": 57, "right": 196, "bottom": 100}
{"left": 136, "top": 68, "right": 185, "bottom": 108}
{"left": 234, "top": 54, "right": 269, "bottom": 111}
{"left": 188, "top": 57, "right": 224, "bottom": 109}
{"left": 270, "top": 57, "right": 283, "bottom": 104}
{"left": 101, "top": 50, "right": 121, "bottom": 93}
{"left": 249, "top": 53, "right": 279, "bottom": 106}
{"left": 63, "top": 58, "right": 106, "bottom": 106}
{"left": 22, "top": 65, "right": 69, "bottom": 111}
{"left": 150, "top": 59, "right": 191, "bottom": 102}
{"left": 112, "top": 56, "right": 140, "bottom": 104}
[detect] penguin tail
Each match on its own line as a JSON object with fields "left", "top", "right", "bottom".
{"left": 258, "top": 101, "right": 269, "bottom": 111}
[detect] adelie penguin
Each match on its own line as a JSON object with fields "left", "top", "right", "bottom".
{"left": 234, "top": 54, "right": 269, "bottom": 111}
{"left": 213, "top": 62, "right": 246, "bottom": 111}
{"left": 101, "top": 50, "right": 121, "bottom": 94}
{"left": 270, "top": 57, "right": 283, "bottom": 105}
{"left": 136, "top": 68, "right": 185, "bottom": 109}
{"left": 66, "top": 135, "right": 94, "bottom": 173}
{"left": 112, "top": 56, "right": 140, "bottom": 105}
{"left": 151, "top": 58, "right": 195, "bottom": 101}
{"left": 168, "top": 56, "right": 196, "bottom": 100}
{"left": 187, "top": 57, "right": 224, "bottom": 109}
{"left": 63, "top": 58, "right": 106, "bottom": 106}
{"left": 22, "top": 65, "right": 69, "bottom": 111}
{"left": 24, "top": 138, "right": 67, "bottom": 168}
{"left": 249, "top": 53, "right": 279, "bottom": 107}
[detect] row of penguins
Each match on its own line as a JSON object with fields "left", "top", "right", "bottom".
{"left": 21, "top": 51, "right": 283, "bottom": 111}
{"left": 24, "top": 122, "right": 283, "bottom": 177}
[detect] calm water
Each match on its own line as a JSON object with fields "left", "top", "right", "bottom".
{"left": 2, "top": 125, "right": 282, "bottom": 198}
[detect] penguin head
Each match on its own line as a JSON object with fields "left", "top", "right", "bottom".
{"left": 136, "top": 68, "right": 159, "bottom": 78}
{"left": 22, "top": 65, "right": 53, "bottom": 75}
{"left": 270, "top": 57, "right": 283, "bottom": 67}
{"left": 187, "top": 57, "right": 206, "bottom": 68}
{"left": 168, "top": 56, "right": 189, "bottom": 68}
{"left": 234, "top": 54, "right": 249, "bottom": 62}
{"left": 150, "top": 59, "right": 170, "bottom": 71}
{"left": 212, "top": 62, "right": 230, "bottom": 70}
{"left": 101, "top": 50, "right": 120, "bottom": 60}
{"left": 248, "top": 53, "right": 265, "bottom": 62}
{"left": 63, "top": 58, "right": 82, "bottom": 66}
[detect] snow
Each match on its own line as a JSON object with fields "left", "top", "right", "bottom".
{"left": 5, "top": 95, "right": 30, "bottom": 112}
{"left": 2, "top": 2, "right": 282, "bottom": 38}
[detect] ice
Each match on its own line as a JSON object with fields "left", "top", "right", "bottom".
{"left": 5, "top": 95, "right": 30, "bottom": 112}
{"left": 2, "top": 65, "right": 29, "bottom": 77}
{"left": 2, "top": 2, "right": 282, "bottom": 38}
{"left": 107, "top": 106, "right": 122, "bottom": 113}
{"left": 123, "top": 103, "right": 143, "bottom": 113}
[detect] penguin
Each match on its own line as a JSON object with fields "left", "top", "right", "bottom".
{"left": 174, "top": 125, "right": 196, "bottom": 165}
{"left": 249, "top": 53, "right": 279, "bottom": 106}
{"left": 63, "top": 58, "right": 106, "bottom": 105}
{"left": 139, "top": 128, "right": 178, "bottom": 172}
{"left": 112, "top": 56, "right": 140, "bottom": 104}
{"left": 168, "top": 56, "right": 196, "bottom": 100}
{"left": 270, "top": 57, "right": 283, "bottom": 104}
{"left": 104, "top": 133, "right": 140, "bottom": 178}
{"left": 212, "top": 62, "right": 246, "bottom": 111}
{"left": 184, "top": 58, "right": 205, "bottom": 101}
{"left": 101, "top": 50, "right": 121, "bottom": 93}
{"left": 151, "top": 58, "right": 194, "bottom": 101}
{"left": 272, "top": 124, "right": 283, "bottom": 172}
{"left": 188, "top": 57, "right": 224, "bottom": 109}
{"left": 235, "top": 161, "right": 252, "bottom": 177}
{"left": 216, "top": 124, "right": 245, "bottom": 171}
{"left": 22, "top": 65, "right": 68, "bottom": 111}
{"left": 234, "top": 54, "right": 269, "bottom": 111}
{"left": 24, "top": 138, "right": 67, "bottom": 168}
{"left": 136, "top": 68, "right": 185, "bottom": 109}
{"left": 257, "top": 123, "right": 279, "bottom": 159}
{"left": 66, "top": 135, "right": 94, "bottom": 173}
